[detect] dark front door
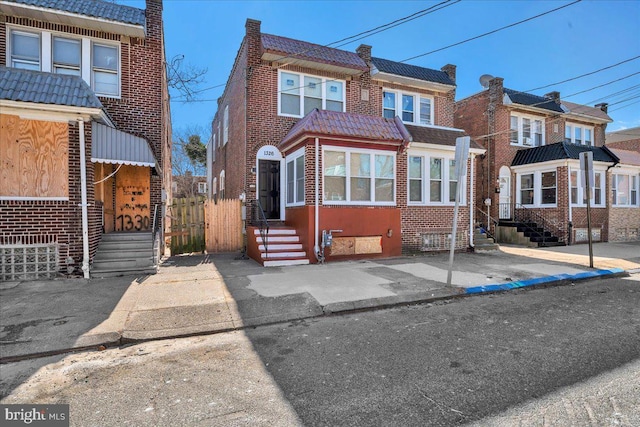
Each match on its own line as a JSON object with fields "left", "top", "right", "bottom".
{"left": 258, "top": 160, "right": 280, "bottom": 219}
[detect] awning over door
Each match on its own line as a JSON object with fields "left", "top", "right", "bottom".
{"left": 91, "top": 122, "right": 157, "bottom": 168}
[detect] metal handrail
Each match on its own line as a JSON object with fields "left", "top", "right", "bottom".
{"left": 512, "top": 203, "right": 564, "bottom": 245}
{"left": 151, "top": 204, "right": 161, "bottom": 267}
{"left": 475, "top": 206, "right": 498, "bottom": 240}
{"left": 254, "top": 199, "right": 269, "bottom": 255}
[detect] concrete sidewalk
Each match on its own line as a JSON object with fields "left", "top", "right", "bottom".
{"left": 1, "top": 241, "right": 638, "bottom": 362}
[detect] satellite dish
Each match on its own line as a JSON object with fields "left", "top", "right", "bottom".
{"left": 479, "top": 74, "right": 494, "bottom": 89}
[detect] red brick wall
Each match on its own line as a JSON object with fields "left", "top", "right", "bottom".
{"left": 607, "top": 138, "right": 640, "bottom": 151}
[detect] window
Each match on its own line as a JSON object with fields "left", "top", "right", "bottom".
{"left": 53, "top": 37, "right": 80, "bottom": 76}
{"left": 510, "top": 114, "right": 545, "bottom": 146}
{"left": 286, "top": 149, "right": 305, "bottom": 206}
{"left": 219, "top": 170, "right": 225, "bottom": 199}
{"left": 613, "top": 173, "right": 639, "bottom": 206}
{"left": 520, "top": 174, "right": 534, "bottom": 205}
{"left": 198, "top": 182, "right": 207, "bottom": 194}
{"left": 541, "top": 171, "right": 556, "bottom": 205}
{"left": 10, "top": 30, "right": 40, "bottom": 70}
{"left": 8, "top": 28, "right": 120, "bottom": 97}
{"left": 570, "top": 171, "right": 579, "bottom": 204}
{"left": 92, "top": 43, "right": 118, "bottom": 96}
{"left": 223, "top": 106, "right": 229, "bottom": 145}
{"left": 572, "top": 169, "right": 606, "bottom": 207}
{"left": 383, "top": 90, "right": 433, "bottom": 126}
{"left": 408, "top": 153, "right": 465, "bottom": 205}
{"left": 278, "top": 70, "right": 344, "bottom": 117}
{"left": 323, "top": 148, "right": 395, "bottom": 205}
{"left": 565, "top": 123, "right": 594, "bottom": 146}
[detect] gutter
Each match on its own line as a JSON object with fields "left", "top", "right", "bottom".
{"left": 469, "top": 153, "right": 475, "bottom": 247}
{"left": 78, "top": 119, "right": 90, "bottom": 279}
{"left": 314, "top": 138, "right": 321, "bottom": 262}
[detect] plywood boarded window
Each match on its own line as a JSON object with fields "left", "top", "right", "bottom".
{"left": 0, "top": 115, "right": 69, "bottom": 199}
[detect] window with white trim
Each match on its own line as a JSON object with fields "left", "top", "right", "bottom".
{"left": 565, "top": 123, "right": 593, "bottom": 146}
{"left": 517, "top": 169, "right": 557, "bottom": 207}
{"left": 383, "top": 90, "right": 433, "bottom": 126}
{"left": 198, "top": 182, "right": 207, "bottom": 194}
{"left": 286, "top": 149, "right": 305, "bottom": 206}
{"left": 407, "top": 153, "right": 465, "bottom": 205}
{"left": 510, "top": 113, "right": 544, "bottom": 146}
{"left": 7, "top": 27, "right": 120, "bottom": 97}
{"left": 223, "top": 106, "right": 229, "bottom": 145}
{"left": 219, "top": 170, "right": 225, "bottom": 199}
{"left": 278, "top": 70, "right": 345, "bottom": 117}
{"left": 570, "top": 169, "right": 605, "bottom": 207}
{"left": 323, "top": 147, "right": 395, "bottom": 205}
{"left": 612, "top": 173, "right": 639, "bottom": 206}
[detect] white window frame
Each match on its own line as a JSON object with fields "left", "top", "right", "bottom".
{"left": 277, "top": 70, "right": 346, "bottom": 118}
{"left": 219, "top": 170, "right": 225, "bottom": 199}
{"left": 198, "top": 182, "right": 207, "bottom": 194}
{"left": 53, "top": 36, "right": 81, "bottom": 76}
{"left": 223, "top": 106, "right": 229, "bottom": 145}
{"left": 407, "top": 150, "right": 466, "bottom": 206}
{"left": 382, "top": 89, "right": 434, "bottom": 126}
{"left": 212, "top": 177, "right": 218, "bottom": 195}
{"left": 322, "top": 146, "right": 396, "bottom": 206}
{"left": 570, "top": 167, "right": 606, "bottom": 207}
{"left": 285, "top": 147, "right": 305, "bottom": 207}
{"left": 9, "top": 29, "right": 41, "bottom": 70}
{"left": 6, "top": 26, "right": 121, "bottom": 98}
{"left": 91, "top": 41, "right": 120, "bottom": 97}
{"left": 515, "top": 168, "right": 558, "bottom": 207}
{"left": 510, "top": 113, "right": 545, "bottom": 147}
{"left": 612, "top": 171, "right": 640, "bottom": 207}
{"left": 565, "top": 123, "right": 594, "bottom": 146}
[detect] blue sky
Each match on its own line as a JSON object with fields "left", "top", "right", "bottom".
{"left": 120, "top": 0, "right": 640, "bottom": 135}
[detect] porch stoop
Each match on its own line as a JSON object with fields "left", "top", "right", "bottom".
{"left": 473, "top": 228, "right": 500, "bottom": 251}
{"left": 252, "top": 227, "right": 310, "bottom": 267}
{"left": 91, "top": 232, "right": 157, "bottom": 278}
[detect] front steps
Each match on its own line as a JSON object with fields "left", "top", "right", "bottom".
{"left": 496, "top": 221, "right": 565, "bottom": 247}
{"left": 251, "top": 227, "right": 309, "bottom": 267}
{"left": 473, "top": 229, "right": 499, "bottom": 251}
{"left": 91, "top": 232, "right": 157, "bottom": 277}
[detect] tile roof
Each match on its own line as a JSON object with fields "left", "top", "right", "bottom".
{"left": 562, "top": 100, "right": 612, "bottom": 122}
{"left": 512, "top": 142, "right": 617, "bottom": 166}
{"left": 405, "top": 125, "right": 483, "bottom": 149}
{"left": 504, "top": 88, "right": 564, "bottom": 113}
{"left": 607, "top": 148, "right": 640, "bottom": 166}
{"left": 371, "top": 57, "right": 455, "bottom": 86}
{"left": 280, "top": 109, "right": 411, "bottom": 148}
{"left": 0, "top": 67, "right": 103, "bottom": 109}
{"left": 4, "top": 0, "right": 145, "bottom": 26}
{"left": 261, "top": 34, "right": 367, "bottom": 71}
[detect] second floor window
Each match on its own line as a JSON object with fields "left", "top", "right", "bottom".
{"left": 53, "top": 37, "right": 81, "bottom": 76}
{"left": 10, "top": 30, "right": 40, "bottom": 70}
{"left": 565, "top": 124, "right": 593, "bottom": 146}
{"left": 92, "top": 43, "right": 118, "bottom": 96}
{"left": 279, "top": 71, "right": 344, "bottom": 117}
{"left": 383, "top": 90, "right": 433, "bottom": 126}
{"left": 510, "top": 114, "right": 544, "bottom": 146}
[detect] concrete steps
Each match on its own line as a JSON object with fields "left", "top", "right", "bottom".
{"left": 473, "top": 230, "right": 500, "bottom": 252}
{"left": 92, "top": 232, "right": 157, "bottom": 278}
{"left": 252, "top": 227, "right": 309, "bottom": 267}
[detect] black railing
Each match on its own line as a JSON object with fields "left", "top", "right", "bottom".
{"left": 475, "top": 206, "right": 498, "bottom": 241}
{"left": 151, "top": 203, "right": 161, "bottom": 267}
{"left": 250, "top": 199, "right": 269, "bottom": 255}
{"left": 512, "top": 203, "right": 564, "bottom": 246}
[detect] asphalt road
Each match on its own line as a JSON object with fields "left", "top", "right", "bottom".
{"left": 1, "top": 275, "right": 639, "bottom": 426}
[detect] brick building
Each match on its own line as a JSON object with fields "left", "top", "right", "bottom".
{"left": 0, "top": 0, "right": 171, "bottom": 280}
{"left": 208, "top": 19, "right": 483, "bottom": 266}
{"left": 454, "top": 76, "right": 627, "bottom": 245}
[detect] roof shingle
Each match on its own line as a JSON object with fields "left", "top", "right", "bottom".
{"left": 0, "top": 67, "right": 103, "bottom": 109}
{"left": 562, "top": 100, "right": 612, "bottom": 122}
{"left": 4, "top": 0, "right": 145, "bottom": 26}
{"left": 371, "top": 57, "right": 455, "bottom": 86}
{"left": 261, "top": 34, "right": 367, "bottom": 71}
{"left": 405, "top": 124, "right": 482, "bottom": 149}
{"left": 512, "top": 142, "right": 617, "bottom": 166}
{"left": 504, "top": 88, "right": 564, "bottom": 113}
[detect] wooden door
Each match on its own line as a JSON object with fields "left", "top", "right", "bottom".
{"left": 115, "top": 165, "right": 151, "bottom": 232}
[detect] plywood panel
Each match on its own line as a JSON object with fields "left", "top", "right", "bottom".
{"left": 355, "top": 236, "right": 383, "bottom": 254}
{"left": 115, "top": 165, "right": 150, "bottom": 231}
{"left": 94, "top": 163, "right": 116, "bottom": 233}
{"left": 18, "top": 119, "right": 68, "bottom": 197}
{"left": 330, "top": 237, "right": 355, "bottom": 256}
{"left": 0, "top": 114, "right": 21, "bottom": 197}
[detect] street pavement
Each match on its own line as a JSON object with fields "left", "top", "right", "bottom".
{"left": 1, "top": 241, "right": 638, "bottom": 362}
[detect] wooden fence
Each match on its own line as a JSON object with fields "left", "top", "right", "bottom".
{"left": 169, "top": 196, "right": 206, "bottom": 254}
{"left": 205, "top": 199, "right": 243, "bottom": 253}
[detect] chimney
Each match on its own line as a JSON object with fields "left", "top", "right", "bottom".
{"left": 245, "top": 19, "right": 262, "bottom": 66}
{"left": 595, "top": 102, "right": 609, "bottom": 113}
{"left": 356, "top": 44, "right": 372, "bottom": 64}
{"left": 441, "top": 64, "right": 456, "bottom": 85}
{"left": 544, "top": 91, "right": 561, "bottom": 104}
{"left": 488, "top": 77, "right": 504, "bottom": 96}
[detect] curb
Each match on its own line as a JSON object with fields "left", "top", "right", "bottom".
{"left": 465, "top": 268, "right": 627, "bottom": 294}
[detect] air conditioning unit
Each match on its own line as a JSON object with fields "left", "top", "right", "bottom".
{"left": 523, "top": 137, "right": 533, "bottom": 146}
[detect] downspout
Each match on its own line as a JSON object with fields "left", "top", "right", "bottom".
{"left": 78, "top": 118, "right": 90, "bottom": 278}
{"left": 314, "top": 137, "right": 321, "bottom": 261}
{"left": 469, "top": 153, "right": 475, "bottom": 247}
{"left": 567, "top": 161, "right": 572, "bottom": 223}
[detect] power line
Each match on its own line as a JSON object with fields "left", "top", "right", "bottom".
{"left": 399, "top": 0, "right": 582, "bottom": 63}
{"left": 609, "top": 99, "right": 640, "bottom": 113}
{"left": 560, "top": 71, "right": 640, "bottom": 99}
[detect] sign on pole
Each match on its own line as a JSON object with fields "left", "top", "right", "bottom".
{"left": 447, "top": 137, "right": 470, "bottom": 287}
{"left": 579, "top": 151, "right": 595, "bottom": 268}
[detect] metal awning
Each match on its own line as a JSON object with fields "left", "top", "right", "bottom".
{"left": 91, "top": 122, "right": 157, "bottom": 168}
